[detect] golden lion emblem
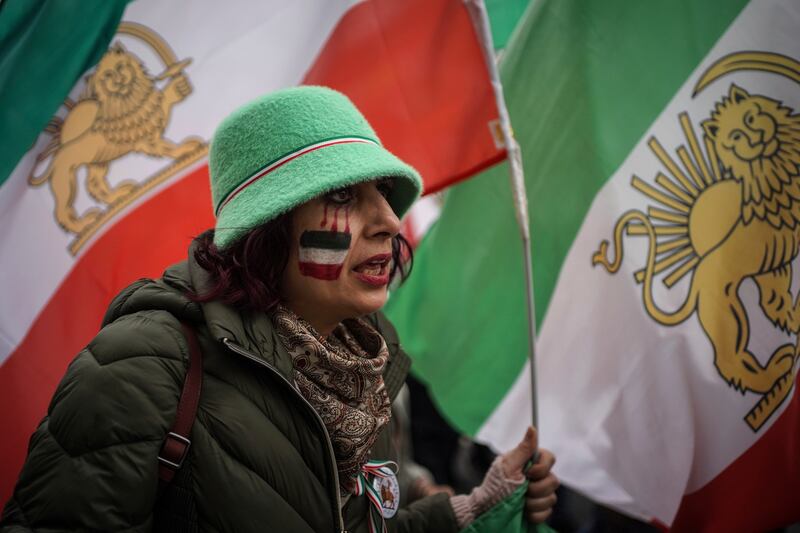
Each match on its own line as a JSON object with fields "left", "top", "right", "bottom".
{"left": 593, "top": 52, "right": 800, "bottom": 431}
{"left": 28, "top": 23, "right": 206, "bottom": 252}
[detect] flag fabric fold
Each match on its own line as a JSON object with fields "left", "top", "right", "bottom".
{"left": 386, "top": 0, "right": 800, "bottom": 530}
{"left": 0, "top": 0, "right": 130, "bottom": 185}
{"left": 0, "top": 0, "right": 504, "bottom": 503}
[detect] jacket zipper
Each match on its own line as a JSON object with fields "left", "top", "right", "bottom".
{"left": 222, "top": 338, "right": 348, "bottom": 533}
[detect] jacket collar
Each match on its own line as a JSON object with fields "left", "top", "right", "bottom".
{"left": 186, "top": 240, "right": 409, "bottom": 399}
{"left": 187, "top": 240, "right": 295, "bottom": 379}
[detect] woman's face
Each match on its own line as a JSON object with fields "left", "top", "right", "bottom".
{"left": 282, "top": 178, "right": 401, "bottom": 334}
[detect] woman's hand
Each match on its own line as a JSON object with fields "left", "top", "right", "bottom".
{"left": 501, "top": 426, "right": 559, "bottom": 523}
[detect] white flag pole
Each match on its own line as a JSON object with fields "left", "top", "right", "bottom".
{"left": 465, "top": 0, "right": 540, "bottom": 432}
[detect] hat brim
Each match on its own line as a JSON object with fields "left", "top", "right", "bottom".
{"left": 213, "top": 141, "right": 422, "bottom": 249}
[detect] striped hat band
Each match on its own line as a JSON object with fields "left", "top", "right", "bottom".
{"left": 215, "top": 136, "right": 379, "bottom": 215}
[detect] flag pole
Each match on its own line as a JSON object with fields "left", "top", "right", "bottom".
{"left": 465, "top": 1, "right": 540, "bottom": 432}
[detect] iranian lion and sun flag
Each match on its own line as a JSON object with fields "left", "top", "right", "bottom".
{"left": 385, "top": 0, "right": 800, "bottom": 531}
{"left": 1, "top": 1, "right": 800, "bottom": 532}
{"left": 0, "top": 0, "right": 506, "bottom": 507}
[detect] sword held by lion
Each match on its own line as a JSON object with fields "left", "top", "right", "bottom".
{"left": 28, "top": 41, "right": 203, "bottom": 235}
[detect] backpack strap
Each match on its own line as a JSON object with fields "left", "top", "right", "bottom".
{"left": 158, "top": 322, "right": 204, "bottom": 489}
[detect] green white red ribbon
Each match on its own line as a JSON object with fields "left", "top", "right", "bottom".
{"left": 353, "top": 460, "right": 398, "bottom": 533}
{"left": 215, "top": 136, "right": 379, "bottom": 215}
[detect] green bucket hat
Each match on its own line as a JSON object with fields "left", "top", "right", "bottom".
{"left": 209, "top": 86, "right": 422, "bottom": 249}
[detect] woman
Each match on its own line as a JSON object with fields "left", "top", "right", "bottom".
{"left": 1, "top": 87, "right": 557, "bottom": 532}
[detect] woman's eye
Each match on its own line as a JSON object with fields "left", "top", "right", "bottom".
{"left": 327, "top": 188, "right": 353, "bottom": 204}
{"left": 377, "top": 181, "right": 393, "bottom": 198}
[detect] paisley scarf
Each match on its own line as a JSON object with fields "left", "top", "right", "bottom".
{"left": 271, "top": 306, "right": 392, "bottom": 494}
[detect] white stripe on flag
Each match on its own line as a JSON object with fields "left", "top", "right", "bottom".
{"left": 0, "top": 0, "right": 360, "bottom": 367}
{"left": 476, "top": 0, "right": 800, "bottom": 524}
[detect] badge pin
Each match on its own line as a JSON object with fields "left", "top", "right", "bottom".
{"left": 372, "top": 471, "right": 400, "bottom": 519}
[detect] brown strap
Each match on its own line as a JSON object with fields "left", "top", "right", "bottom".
{"left": 158, "top": 322, "right": 203, "bottom": 486}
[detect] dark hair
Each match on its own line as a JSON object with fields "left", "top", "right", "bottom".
{"left": 190, "top": 215, "right": 414, "bottom": 312}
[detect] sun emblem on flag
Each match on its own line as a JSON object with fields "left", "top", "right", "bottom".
{"left": 593, "top": 51, "right": 800, "bottom": 432}
{"left": 27, "top": 22, "right": 207, "bottom": 255}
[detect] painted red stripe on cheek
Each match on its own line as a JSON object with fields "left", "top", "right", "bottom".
{"left": 299, "top": 262, "right": 344, "bottom": 280}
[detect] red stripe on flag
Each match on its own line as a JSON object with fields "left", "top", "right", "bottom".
{"left": 303, "top": 0, "right": 505, "bottom": 195}
{"left": 671, "top": 381, "right": 800, "bottom": 532}
{"left": 1, "top": 0, "right": 504, "bottom": 504}
{"left": 0, "top": 166, "right": 214, "bottom": 504}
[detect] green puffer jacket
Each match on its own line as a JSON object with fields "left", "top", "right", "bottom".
{"left": 0, "top": 249, "right": 459, "bottom": 533}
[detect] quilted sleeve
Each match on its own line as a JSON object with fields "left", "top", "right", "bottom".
{"left": 0, "top": 311, "right": 188, "bottom": 532}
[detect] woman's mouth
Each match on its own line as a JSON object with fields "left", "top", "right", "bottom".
{"left": 353, "top": 254, "right": 392, "bottom": 286}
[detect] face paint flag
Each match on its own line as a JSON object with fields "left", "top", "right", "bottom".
{"left": 299, "top": 231, "right": 352, "bottom": 281}
{"left": 386, "top": 0, "right": 800, "bottom": 530}
{"left": 0, "top": 0, "right": 512, "bottom": 502}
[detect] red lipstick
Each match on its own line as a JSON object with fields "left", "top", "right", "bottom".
{"left": 352, "top": 253, "right": 392, "bottom": 287}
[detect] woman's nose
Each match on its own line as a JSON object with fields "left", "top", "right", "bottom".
{"left": 367, "top": 188, "right": 401, "bottom": 239}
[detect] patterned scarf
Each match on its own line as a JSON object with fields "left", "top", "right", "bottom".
{"left": 271, "top": 305, "right": 392, "bottom": 494}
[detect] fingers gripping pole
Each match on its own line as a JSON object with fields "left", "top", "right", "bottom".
{"left": 465, "top": 0, "right": 540, "bottom": 431}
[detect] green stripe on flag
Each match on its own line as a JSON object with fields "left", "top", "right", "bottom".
{"left": 0, "top": 0, "right": 129, "bottom": 186}
{"left": 485, "top": 0, "right": 529, "bottom": 50}
{"left": 386, "top": 0, "right": 749, "bottom": 437}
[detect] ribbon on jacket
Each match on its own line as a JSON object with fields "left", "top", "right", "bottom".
{"left": 353, "top": 460, "right": 399, "bottom": 533}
